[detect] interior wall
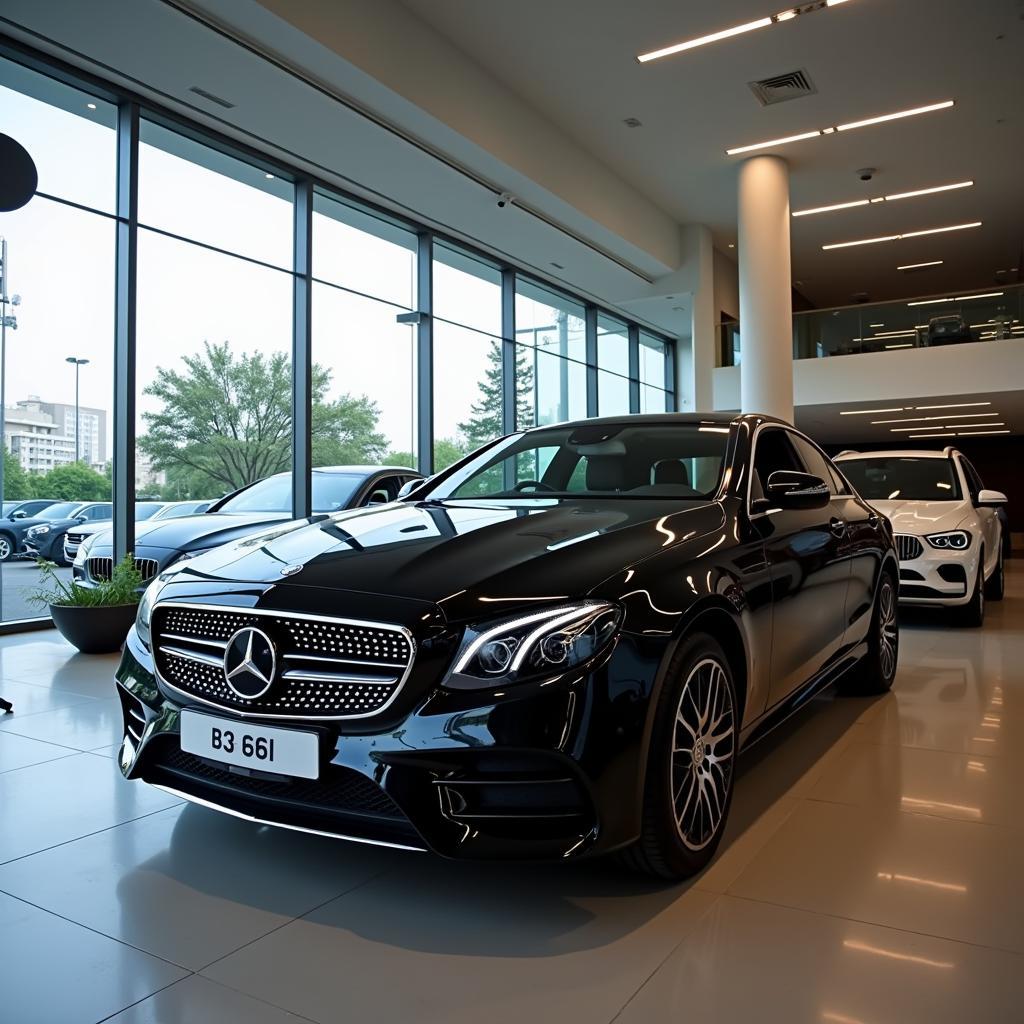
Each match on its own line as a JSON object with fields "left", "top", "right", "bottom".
{"left": 713, "top": 247, "right": 738, "bottom": 323}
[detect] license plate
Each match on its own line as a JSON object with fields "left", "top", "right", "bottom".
{"left": 180, "top": 710, "right": 319, "bottom": 780}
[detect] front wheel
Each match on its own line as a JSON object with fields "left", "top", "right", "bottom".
{"left": 0, "top": 533, "right": 14, "bottom": 562}
{"left": 841, "top": 571, "right": 899, "bottom": 696}
{"left": 620, "top": 633, "right": 737, "bottom": 880}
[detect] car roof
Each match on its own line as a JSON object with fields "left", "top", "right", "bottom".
{"left": 835, "top": 449, "right": 954, "bottom": 461}
{"left": 521, "top": 411, "right": 769, "bottom": 435}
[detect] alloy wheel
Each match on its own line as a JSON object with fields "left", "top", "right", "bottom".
{"left": 671, "top": 657, "right": 735, "bottom": 851}
{"left": 0, "top": 537, "right": 11, "bottom": 561}
{"left": 878, "top": 577, "right": 898, "bottom": 680}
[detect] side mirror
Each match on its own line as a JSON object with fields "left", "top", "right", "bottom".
{"left": 75, "top": 515, "right": 88, "bottom": 523}
{"left": 763, "top": 470, "right": 831, "bottom": 511}
{"left": 977, "top": 488, "right": 1008, "bottom": 507}
{"left": 398, "top": 478, "right": 427, "bottom": 499}
{"left": 12, "top": 510, "right": 26, "bottom": 519}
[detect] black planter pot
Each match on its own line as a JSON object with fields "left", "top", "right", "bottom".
{"left": 49, "top": 603, "right": 138, "bottom": 654}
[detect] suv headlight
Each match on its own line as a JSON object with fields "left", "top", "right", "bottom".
{"left": 925, "top": 530, "right": 971, "bottom": 550}
{"left": 27, "top": 525, "right": 50, "bottom": 538}
{"left": 444, "top": 600, "right": 621, "bottom": 691}
{"left": 73, "top": 533, "right": 99, "bottom": 567}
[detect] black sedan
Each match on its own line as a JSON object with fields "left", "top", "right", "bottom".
{"left": 114, "top": 415, "right": 898, "bottom": 879}
{"left": 77, "top": 465, "right": 421, "bottom": 586}
{"left": 20, "top": 500, "right": 113, "bottom": 564}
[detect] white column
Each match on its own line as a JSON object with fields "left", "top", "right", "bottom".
{"left": 737, "top": 155, "right": 794, "bottom": 422}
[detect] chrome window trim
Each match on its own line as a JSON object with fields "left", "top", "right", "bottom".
{"left": 151, "top": 600, "right": 417, "bottom": 721}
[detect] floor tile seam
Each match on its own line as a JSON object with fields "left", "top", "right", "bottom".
{"left": 0, "top": 887, "right": 197, "bottom": 973}
{"left": 194, "top": 863, "right": 397, "bottom": 976}
{"left": 603, "top": 891, "right": 725, "bottom": 1024}
{"left": 721, "top": 891, "right": 1024, "bottom": 959}
{"left": 93, "top": 974, "right": 198, "bottom": 1024}
{"left": 0, "top": 749, "right": 80, "bottom": 774}
{"left": 0, "top": 725, "right": 115, "bottom": 754}
{"left": 0, "top": 801, "right": 183, "bottom": 867}
{"left": 171, "top": 975, "right": 327, "bottom": 1024}
{"left": 0, "top": 693, "right": 103, "bottom": 721}
{"left": 0, "top": 671, "right": 107, "bottom": 695}
{"left": 800, "top": 793, "right": 1024, "bottom": 834}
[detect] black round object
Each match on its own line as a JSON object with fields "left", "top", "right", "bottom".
{"left": 0, "top": 134, "right": 38, "bottom": 212}
{"left": 50, "top": 603, "right": 137, "bottom": 654}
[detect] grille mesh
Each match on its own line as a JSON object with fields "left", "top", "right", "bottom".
{"left": 895, "top": 534, "right": 924, "bottom": 561}
{"left": 88, "top": 555, "right": 160, "bottom": 583}
{"left": 153, "top": 604, "right": 413, "bottom": 719}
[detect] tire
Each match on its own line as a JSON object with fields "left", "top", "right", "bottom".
{"left": 620, "top": 633, "right": 737, "bottom": 880}
{"left": 0, "top": 533, "right": 14, "bottom": 563}
{"left": 985, "top": 543, "right": 1005, "bottom": 601}
{"left": 959, "top": 559, "right": 985, "bottom": 627}
{"left": 841, "top": 570, "right": 899, "bottom": 696}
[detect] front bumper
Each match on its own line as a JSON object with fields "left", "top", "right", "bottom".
{"left": 897, "top": 540, "right": 978, "bottom": 606}
{"left": 115, "top": 624, "right": 660, "bottom": 861}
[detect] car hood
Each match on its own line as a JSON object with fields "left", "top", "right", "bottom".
{"left": 169, "top": 498, "right": 726, "bottom": 623}
{"left": 90, "top": 512, "right": 291, "bottom": 555}
{"left": 867, "top": 498, "right": 971, "bottom": 534}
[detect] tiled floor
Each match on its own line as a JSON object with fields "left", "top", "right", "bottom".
{"left": 2, "top": 569, "right": 1023, "bottom": 1023}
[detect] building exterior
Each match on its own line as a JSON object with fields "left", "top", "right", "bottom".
{"left": 3, "top": 398, "right": 107, "bottom": 474}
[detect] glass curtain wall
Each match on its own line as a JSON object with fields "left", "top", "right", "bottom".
{"left": 0, "top": 59, "right": 117, "bottom": 623}
{"left": 0, "top": 45, "right": 675, "bottom": 627}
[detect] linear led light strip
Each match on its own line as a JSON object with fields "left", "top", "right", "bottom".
{"left": 890, "top": 423, "right": 1005, "bottom": 432}
{"left": 637, "top": 0, "right": 849, "bottom": 63}
{"left": 841, "top": 402, "right": 991, "bottom": 415}
{"left": 823, "top": 220, "right": 980, "bottom": 250}
{"left": 873, "top": 413, "right": 1000, "bottom": 424}
{"left": 898, "top": 260, "right": 944, "bottom": 270}
{"left": 908, "top": 291, "right": 1003, "bottom": 306}
{"left": 727, "top": 100, "right": 954, "bottom": 156}
{"left": 793, "top": 181, "right": 973, "bottom": 218}
{"left": 910, "top": 430, "right": 1010, "bottom": 438}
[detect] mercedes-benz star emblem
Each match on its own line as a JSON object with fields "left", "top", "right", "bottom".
{"left": 223, "top": 627, "right": 276, "bottom": 700}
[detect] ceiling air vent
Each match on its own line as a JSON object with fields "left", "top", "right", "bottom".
{"left": 748, "top": 69, "right": 817, "bottom": 107}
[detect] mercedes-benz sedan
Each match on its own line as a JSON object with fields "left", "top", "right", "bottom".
{"left": 115, "top": 414, "right": 898, "bottom": 878}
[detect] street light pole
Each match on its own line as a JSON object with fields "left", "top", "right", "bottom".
{"left": 65, "top": 356, "right": 90, "bottom": 463}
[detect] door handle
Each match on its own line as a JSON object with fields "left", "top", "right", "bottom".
{"left": 829, "top": 517, "right": 847, "bottom": 538}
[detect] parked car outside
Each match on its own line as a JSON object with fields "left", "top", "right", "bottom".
{"left": 150, "top": 500, "right": 213, "bottom": 520}
{"left": 115, "top": 415, "right": 897, "bottom": 879}
{"left": 835, "top": 447, "right": 1006, "bottom": 625}
{"left": 0, "top": 499, "right": 60, "bottom": 561}
{"left": 64, "top": 502, "right": 169, "bottom": 563}
{"left": 76, "top": 466, "right": 421, "bottom": 587}
{"left": 23, "top": 501, "right": 112, "bottom": 565}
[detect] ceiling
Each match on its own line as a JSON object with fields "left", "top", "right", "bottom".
{"left": 797, "top": 390, "right": 1024, "bottom": 445}
{"left": 400, "top": 0, "right": 1024, "bottom": 307}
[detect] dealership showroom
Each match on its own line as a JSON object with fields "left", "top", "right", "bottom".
{"left": 2, "top": 0, "right": 1024, "bottom": 1021}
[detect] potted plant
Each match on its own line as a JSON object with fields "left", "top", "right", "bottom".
{"left": 28, "top": 555, "right": 144, "bottom": 654}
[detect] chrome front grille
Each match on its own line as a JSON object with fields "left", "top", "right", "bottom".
{"left": 88, "top": 556, "right": 161, "bottom": 583}
{"left": 151, "top": 603, "right": 415, "bottom": 720}
{"left": 895, "top": 534, "right": 923, "bottom": 561}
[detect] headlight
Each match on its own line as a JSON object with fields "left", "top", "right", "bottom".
{"left": 28, "top": 525, "right": 50, "bottom": 537}
{"left": 925, "top": 530, "right": 971, "bottom": 550}
{"left": 73, "top": 533, "right": 99, "bottom": 567}
{"left": 135, "top": 578, "right": 162, "bottom": 649}
{"left": 444, "top": 600, "right": 621, "bottom": 690}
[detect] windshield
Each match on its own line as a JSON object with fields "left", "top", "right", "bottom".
{"left": 40, "top": 502, "right": 81, "bottom": 520}
{"left": 134, "top": 503, "right": 164, "bottom": 521}
{"left": 153, "top": 502, "right": 208, "bottom": 519}
{"left": 423, "top": 423, "right": 730, "bottom": 501}
{"left": 840, "top": 457, "right": 963, "bottom": 501}
{"left": 219, "top": 472, "right": 364, "bottom": 514}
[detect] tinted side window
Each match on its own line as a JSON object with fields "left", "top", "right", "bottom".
{"left": 959, "top": 458, "right": 983, "bottom": 500}
{"left": 790, "top": 435, "right": 842, "bottom": 496}
{"left": 751, "top": 428, "right": 804, "bottom": 500}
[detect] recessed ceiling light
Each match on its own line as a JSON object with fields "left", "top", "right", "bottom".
{"left": 636, "top": 1, "right": 851, "bottom": 64}
{"left": 958, "top": 429, "right": 1011, "bottom": 436}
{"left": 86, "top": 102, "right": 97, "bottom": 110}
{"left": 265, "top": 173, "right": 275, "bottom": 180}
{"left": 909, "top": 432, "right": 958, "bottom": 439}
{"left": 947, "top": 422, "right": 1005, "bottom": 429}
{"left": 727, "top": 100, "right": 954, "bottom": 156}
{"left": 872, "top": 412, "right": 999, "bottom": 424}
{"left": 898, "top": 260, "right": 944, "bottom": 270}
{"left": 839, "top": 407, "right": 905, "bottom": 415}
{"left": 793, "top": 181, "right": 973, "bottom": 217}
{"left": 915, "top": 402, "right": 991, "bottom": 409}
{"left": 728, "top": 243, "right": 735, "bottom": 248}
{"left": 907, "top": 291, "right": 1003, "bottom": 306}
{"left": 885, "top": 343, "right": 913, "bottom": 349}
{"left": 868, "top": 323, "right": 885, "bottom": 327}
{"left": 823, "top": 221, "right": 980, "bottom": 250}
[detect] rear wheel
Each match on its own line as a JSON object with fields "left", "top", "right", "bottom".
{"left": 841, "top": 571, "right": 898, "bottom": 696}
{"left": 959, "top": 559, "right": 985, "bottom": 627}
{"left": 985, "top": 543, "right": 1005, "bottom": 601}
{"left": 620, "top": 633, "right": 737, "bottom": 880}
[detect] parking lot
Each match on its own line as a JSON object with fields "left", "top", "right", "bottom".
{"left": 0, "top": 560, "right": 74, "bottom": 623}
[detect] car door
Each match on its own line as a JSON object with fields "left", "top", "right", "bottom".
{"left": 791, "top": 433, "right": 881, "bottom": 646}
{"left": 959, "top": 457, "right": 999, "bottom": 574}
{"left": 750, "top": 427, "right": 851, "bottom": 709}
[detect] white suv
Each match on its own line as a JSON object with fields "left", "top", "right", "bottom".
{"left": 835, "top": 448, "right": 1007, "bottom": 626}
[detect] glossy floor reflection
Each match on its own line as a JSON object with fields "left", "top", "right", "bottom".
{"left": 1, "top": 568, "right": 1023, "bottom": 1022}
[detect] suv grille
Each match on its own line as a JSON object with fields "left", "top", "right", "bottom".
{"left": 151, "top": 603, "right": 414, "bottom": 720}
{"left": 88, "top": 555, "right": 161, "bottom": 583}
{"left": 895, "top": 534, "right": 924, "bottom": 561}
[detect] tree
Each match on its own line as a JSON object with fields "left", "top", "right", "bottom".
{"left": 2, "top": 449, "right": 34, "bottom": 500}
{"left": 457, "top": 340, "right": 534, "bottom": 452}
{"left": 140, "top": 341, "right": 389, "bottom": 494}
{"left": 37, "top": 461, "right": 110, "bottom": 501}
